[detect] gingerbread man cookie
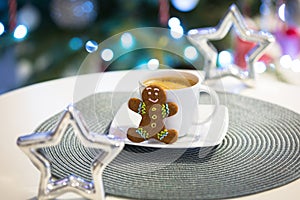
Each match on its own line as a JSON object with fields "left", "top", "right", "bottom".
{"left": 127, "top": 85, "right": 178, "bottom": 144}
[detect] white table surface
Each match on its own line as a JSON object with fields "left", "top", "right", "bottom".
{"left": 0, "top": 70, "right": 300, "bottom": 200}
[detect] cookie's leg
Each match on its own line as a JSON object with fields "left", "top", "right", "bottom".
{"left": 155, "top": 129, "right": 178, "bottom": 144}
{"left": 127, "top": 128, "right": 146, "bottom": 143}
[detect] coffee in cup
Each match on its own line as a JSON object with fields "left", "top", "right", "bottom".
{"left": 143, "top": 76, "right": 197, "bottom": 90}
{"left": 139, "top": 70, "right": 219, "bottom": 138}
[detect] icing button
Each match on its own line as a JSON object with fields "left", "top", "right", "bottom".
{"left": 151, "top": 123, "right": 157, "bottom": 128}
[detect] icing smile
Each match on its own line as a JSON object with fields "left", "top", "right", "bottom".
{"left": 148, "top": 98, "right": 159, "bottom": 103}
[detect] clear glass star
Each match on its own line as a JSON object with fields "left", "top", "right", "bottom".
{"left": 17, "top": 105, "right": 124, "bottom": 200}
{"left": 188, "top": 4, "right": 275, "bottom": 87}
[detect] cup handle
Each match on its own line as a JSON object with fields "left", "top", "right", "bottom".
{"left": 194, "top": 85, "right": 220, "bottom": 124}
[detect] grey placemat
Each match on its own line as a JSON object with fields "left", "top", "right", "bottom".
{"left": 37, "top": 92, "right": 300, "bottom": 200}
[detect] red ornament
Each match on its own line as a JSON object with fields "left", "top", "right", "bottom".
{"left": 234, "top": 37, "right": 256, "bottom": 69}
{"left": 234, "top": 36, "right": 272, "bottom": 69}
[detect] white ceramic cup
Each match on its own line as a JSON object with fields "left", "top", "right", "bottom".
{"left": 140, "top": 70, "right": 219, "bottom": 137}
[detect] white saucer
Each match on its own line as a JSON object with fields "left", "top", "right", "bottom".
{"left": 108, "top": 103, "right": 229, "bottom": 148}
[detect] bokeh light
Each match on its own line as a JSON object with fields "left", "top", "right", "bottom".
{"left": 101, "top": 48, "right": 114, "bottom": 61}
{"left": 168, "top": 17, "right": 181, "bottom": 29}
{"left": 184, "top": 46, "right": 198, "bottom": 60}
{"left": 171, "top": 0, "right": 199, "bottom": 12}
{"left": 73, "top": 0, "right": 94, "bottom": 16}
{"left": 291, "top": 59, "right": 300, "bottom": 72}
{"left": 170, "top": 26, "right": 184, "bottom": 39}
{"left": 13, "top": 25, "right": 28, "bottom": 40}
{"left": 280, "top": 55, "right": 292, "bottom": 69}
{"left": 18, "top": 4, "right": 40, "bottom": 31}
{"left": 254, "top": 61, "right": 267, "bottom": 73}
{"left": 85, "top": 40, "right": 98, "bottom": 53}
{"left": 278, "top": 3, "right": 286, "bottom": 21}
{"left": 69, "top": 37, "right": 83, "bottom": 50}
{"left": 0, "top": 22, "right": 4, "bottom": 36}
{"left": 168, "top": 17, "right": 184, "bottom": 39}
{"left": 121, "top": 32, "right": 134, "bottom": 49}
{"left": 147, "top": 58, "right": 159, "bottom": 70}
{"left": 218, "top": 50, "right": 233, "bottom": 68}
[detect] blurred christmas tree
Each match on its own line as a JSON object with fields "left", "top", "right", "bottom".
{"left": 2, "top": 0, "right": 299, "bottom": 93}
{"left": 0, "top": 0, "right": 244, "bottom": 92}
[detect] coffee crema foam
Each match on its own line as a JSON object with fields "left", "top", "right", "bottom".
{"left": 143, "top": 76, "right": 197, "bottom": 90}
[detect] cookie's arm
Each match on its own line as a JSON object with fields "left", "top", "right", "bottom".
{"left": 128, "top": 98, "right": 142, "bottom": 113}
{"left": 166, "top": 102, "right": 178, "bottom": 117}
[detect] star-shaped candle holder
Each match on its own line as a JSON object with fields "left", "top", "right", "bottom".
{"left": 188, "top": 4, "right": 275, "bottom": 87}
{"left": 17, "top": 105, "right": 124, "bottom": 200}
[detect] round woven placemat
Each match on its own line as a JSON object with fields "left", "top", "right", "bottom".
{"left": 36, "top": 92, "right": 300, "bottom": 200}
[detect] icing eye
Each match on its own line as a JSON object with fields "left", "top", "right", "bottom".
{"left": 148, "top": 91, "right": 151, "bottom": 95}
{"left": 154, "top": 92, "right": 158, "bottom": 96}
